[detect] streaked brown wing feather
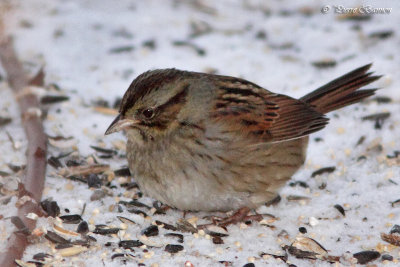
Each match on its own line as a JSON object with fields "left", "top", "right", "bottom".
{"left": 210, "top": 78, "right": 328, "bottom": 143}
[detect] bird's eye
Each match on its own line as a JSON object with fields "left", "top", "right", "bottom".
{"left": 142, "top": 108, "right": 154, "bottom": 119}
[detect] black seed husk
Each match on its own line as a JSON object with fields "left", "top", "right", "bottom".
{"left": 212, "top": 236, "right": 224, "bottom": 244}
{"left": 45, "top": 231, "right": 70, "bottom": 244}
{"left": 119, "top": 240, "right": 144, "bottom": 249}
{"left": 59, "top": 214, "right": 82, "bottom": 224}
{"left": 114, "top": 167, "right": 131, "bottom": 177}
{"left": 77, "top": 221, "right": 89, "bottom": 234}
{"left": 40, "top": 199, "right": 60, "bottom": 217}
{"left": 155, "top": 220, "right": 177, "bottom": 231}
{"left": 334, "top": 204, "right": 346, "bottom": 216}
{"left": 311, "top": 166, "right": 336, "bottom": 177}
{"left": 33, "top": 253, "right": 52, "bottom": 261}
{"left": 90, "top": 145, "right": 117, "bottom": 155}
{"left": 40, "top": 95, "right": 69, "bottom": 104}
{"left": 299, "top": 227, "right": 307, "bottom": 234}
{"left": 93, "top": 227, "right": 120, "bottom": 235}
{"left": 141, "top": 225, "right": 159, "bottom": 237}
{"left": 165, "top": 244, "right": 184, "bottom": 253}
{"left": 381, "top": 254, "right": 393, "bottom": 261}
{"left": 389, "top": 224, "right": 400, "bottom": 234}
{"left": 47, "top": 156, "right": 63, "bottom": 169}
{"left": 165, "top": 233, "right": 184, "bottom": 243}
{"left": 119, "top": 200, "right": 151, "bottom": 209}
{"left": 127, "top": 209, "right": 148, "bottom": 217}
{"left": 353, "top": 250, "right": 380, "bottom": 264}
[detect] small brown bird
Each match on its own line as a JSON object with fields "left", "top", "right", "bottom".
{"left": 105, "top": 64, "right": 380, "bottom": 216}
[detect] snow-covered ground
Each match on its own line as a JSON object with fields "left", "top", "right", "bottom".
{"left": 1, "top": 0, "right": 399, "bottom": 266}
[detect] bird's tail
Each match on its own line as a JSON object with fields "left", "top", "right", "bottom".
{"left": 301, "top": 64, "right": 381, "bottom": 114}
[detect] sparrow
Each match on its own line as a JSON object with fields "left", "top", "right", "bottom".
{"left": 105, "top": 64, "right": 380, "bottom": 216}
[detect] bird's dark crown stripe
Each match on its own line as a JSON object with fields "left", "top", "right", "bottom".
{"left": 120, "top": 69, "right": 182, "bottom": 115}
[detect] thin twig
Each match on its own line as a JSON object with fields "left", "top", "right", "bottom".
{"left": 0, "top": 35, "right": 48, "bottom": 266}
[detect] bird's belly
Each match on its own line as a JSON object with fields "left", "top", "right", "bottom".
{"left": 127, "top": 137, "right": 308, "bottom": 212}
{"left": 135, "top": 170, "right": 253, "bottom": 211}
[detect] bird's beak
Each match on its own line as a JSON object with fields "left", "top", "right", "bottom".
{"left": 105, "top": 114, "right": 140, "bottom": 135}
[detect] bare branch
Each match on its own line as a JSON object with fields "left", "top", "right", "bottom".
{"left": 0, "top": 36, "right": 48, "bottom": 266}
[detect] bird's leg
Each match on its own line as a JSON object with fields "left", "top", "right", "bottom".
{"left": 215, "top": 207, "right": 263, "bottom": 227}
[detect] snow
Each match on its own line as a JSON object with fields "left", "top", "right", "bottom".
{"left": 1, "top": 0, "right": 399, "bottom": 266}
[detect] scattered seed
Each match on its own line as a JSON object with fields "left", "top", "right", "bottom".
{"left": 176, "top": 219, "right": 198, "bottom": 233}
{"left": 355, "top": 136, "right": 365, "bottom": 147}
{"left": 286, "top": 195, "right": 310, "bottom": 202}
{"left": 93, "top": 226, "right": 120, "bottom": 235}
{"left": 90, "top": 145, "right": 117, "bottom": 155}
{"left": 117, "top": 216, "right": 137, "bottom": 225}
{"left": 7, "top": 164, "right": 25, "bottom": 173}
{"left": 119, "top": 182, "right": 138, "bottom": 190}
{"left": 53, "top": 224, "right": 79, "bottom": 237}
{"left": 334, "top": 204, "right": 346, "bottom": 216}
{"left": 77, "top": 221, "right": 89, "bottom": 234}
{"left": 381, "top": 254, "right": 393, "bottom": 261}
{"left": 90, "top": 189, "right": 106, "bottom": 201}
{"left": 390, "top": 199, "right": 400, "bottom": 208}
{"left": 40, "top": 95, "right": 69, "bottom": 105}
{"left": 109, "top": 45, "right": 135, "bottom": 54}
{"left": 265, "top": 195, "right": 281, "bottom": 206}
{"left": 142, "top": 39, "right": 156, "bottom": 49}
{"left": 369, "top": 30, "right": 393, "bottom": 40}
{"left": 212, "top": 236, "right": 224, "bottom": 244}
{"left": 127, "top": 209, "right": 148, "bottom": 217}
{"left": 311, "top": 59, "right": 336, "bottom": 69}
{"left": 47, "top": 156, "right": 63, "bottom": 169}
{"left": 286, "top": 245, "right": 318, "bottom": 260}
{"left": 119, "top": 200, "right": 151, "bottom": 209}
{"left": 362, "top": 112, "right": 390, "bottom": 129}
{"left": 353, "top": 250, "right": 380, "bottom": 264}
{"left": 218, "top": 261, "right": 233, "bottom": 266}
{"left": 299, "top": 227, "right": 307, "bottom": 234}
{"left": 205, "top": 225, "right": 229, "bottom": 237}
{"left": 45, "top": 231, "right": 70, "bottom": 244}
{"left": 114, "top": 167, "right": 131, "bottom": 177}
{"left": 0, "top": 117, "right": 12, "bottom": 127}
{"left": 58, "top": 245, "right": 87, "bottom": 257}
{"left": 59, "top": 214, "right": 82, "bottom": 224}
{"left": 87, "top": 174, "right": 102, "bottom": 188}
{"left": 165, "top": 233, "right": 184, "bottom": 243}
{"left": 155, "top": 220, "right": 177, "bottom": 231}
{"left": 59, "top": 164, "right": 110, "bottom": 177}
{"left": 141, "top": 225, "right": 159, "bottom": 237}
{"left": 373, "top": 96, "right": 392, "bottom": 103}
{"left": 291, "top": 236, "right": 327, "bottom": 258}
{"left": 260, "top": 252, "right": 288, "bottom": 262}
{"left": 165, "top": 244, "right": 183, "bottom": 253}
{"left": 119, "top": 240, "right": 144, "bottom": 249}
{"left": 40, "top": 199, "right": 60, "bottom": 217}
{"left": 381, "top": 232, "right": 400, "bottom": 246}
{"left": 172, "top": 40, "right": 206, "bottom": 56}
{"left": 32, "top": 253, "right": 52, "bottom": 261}
{"left": 311, "top": 166, "right": 336, "bottom": 177}
{"left": 111, "top": 253, "right": 126, "bottom": 260}
{"left": 289, "top": 181, "right": 309, "bottom": 188}
{"left": 48, "top": 135, "right": 77, "bottom": 149}
{"left": 387, "top": 151, "right": 400, "bottom": 159}
{"left": 389, "top": 224, "right": 400, "bottom": 234}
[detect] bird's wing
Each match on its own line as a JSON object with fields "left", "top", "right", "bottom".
{"left": 210, "top": 77, "right": 328, "bottom": 143}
